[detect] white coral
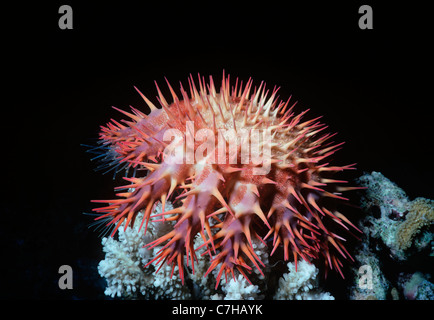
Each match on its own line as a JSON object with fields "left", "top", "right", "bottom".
{"left": 148, "top": 247, "right": 191, "bottom": 299}
{"left": 209, "top": 238, "right": 269, "bottom": 300}
{"left": 221, "top": 275, "right": 263, "bottom": 300}
{"left": 273, "top": 260, "right": 334, "bottom": 300}
{"left": 97, "top": 201, "right": 334, "bottom": 300}
{"left": 98, "top": 201, "right": 190, "bottom": 299}
{"left": 189, "top": 236, "right": 215, "bottom": 299}
{"left": 97, "top": 210, "right": 152, "bottom": 298}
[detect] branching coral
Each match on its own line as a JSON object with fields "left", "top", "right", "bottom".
{"left": 98, "top": 202, "right": 190, "bottom": 299}
{"left": 98, "top": 200, "right": 339, "bottom": 300}
{"left": 273, "top": 260, "right": 334, "bottom": 300}
{"left": 350, "top": 249, "right": 389, "bottom": 300}
{"left": 210, "top": 275, "right": 263, "bottom": 300}
{"left": 98, "top": 233, "right": 150, "bottom": 298}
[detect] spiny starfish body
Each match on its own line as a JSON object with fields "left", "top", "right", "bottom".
{"left": 89, "top": 73, "right": 362, "bottom": 287}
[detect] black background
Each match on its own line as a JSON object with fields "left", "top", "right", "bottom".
{"left": 1, "top": 1, "right": 432, "bottom": 305}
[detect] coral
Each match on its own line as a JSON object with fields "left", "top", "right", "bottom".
{"left": 210, "top": 238, "right": 270, "bottom": 300}
{"left": 98, "top": 202, "right": 190, "bottom": 299}
{"left": 358, "top": 171, "right": 409, "bottom": 213}
{"left": 395, "top": 198, "right": 434, "bottom": 251}
{"left": 148, "top": 257, "right": 191, "bottom": 299}
{"left": 187, "top": 236, "right": 215, "bottom": 298}
{"left": 97, "top": 211, "right": 153, "bottom": 298}
{"left": 390, "top": 287, "right": 399, "bottom": 300}
{"left": 401, "top": 272, "right": 434, "bottom": 300}
{"left": 210, "top": 275, "right": 263, "bottom": 300}
{"left": 357, "top": 171, "right": 407, "bottom": 252}
{"left": 88, "top": 73, "right": 362, "bottom": 289}
{"left": 273, "top": 260, "right": 334, "bottom": 300}
{"left": 350, "top": 246, "right": 389, "bottom": 300}
{"left": 98, "top": 200, "right": 341, "bottom": 300}
{"left": 351, "top": 172, "right": 434, "bottom": 300}
{"left": 357, "top": 172, "right": 434, "bottom": 259}
{"left": 97, "top": 201, "right": 268, "bottom": 300}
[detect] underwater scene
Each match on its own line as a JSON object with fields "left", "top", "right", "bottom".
{"left": 2, "top": 3, "right": 432, "bottom": 312}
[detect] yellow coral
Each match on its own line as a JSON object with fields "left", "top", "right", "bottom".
{"left": 396, "top": 198, "right": 434, "bottom": 250}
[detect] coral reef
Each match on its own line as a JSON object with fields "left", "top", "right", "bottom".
{"left": 98, "top": 202, "right": 190, "bottom": 299}
{"left": 357, "top": 171, "right": 433, "bottom": 260}
{"left": 273, "top": 260, "right": 334, "bottom": 300}
{"left": 210, "top": 275, "right": 263, "bottom": 300}
{"left": 98, "top": 200, "right": 335, "bottom": 300}
{"left": 97, "top": 177, "right": 434, "bottom": 300}
{"left": 395, "top": 198, "right": 434, "bottom": 251}
{"left": 350, "top": 248, "right": 389, "bottom": 300}
{"left": 400, "top": 272, "right": 434, "bottom": 300}
{"left": 89, "top": 75, "right": 432, "bottom": 300}
{"left": 350, "top": 172, "right": 433, "bottom": 300}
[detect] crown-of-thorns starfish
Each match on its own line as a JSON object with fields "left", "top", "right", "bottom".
{"left": 89, "top": 72, "right": 362, "bottom": 287}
